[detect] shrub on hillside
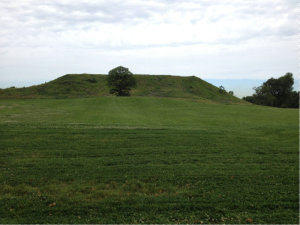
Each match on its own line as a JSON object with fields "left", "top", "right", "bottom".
{"left": 219, "top": 86, "right": 226, "bottom": 94}
{"left": 87, "top": 78, "right": 97, "bottom": 83}
{"left": 107, "top": 66, "right": 136, "bottom": 96}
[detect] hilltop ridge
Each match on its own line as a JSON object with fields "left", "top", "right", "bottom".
{"left": 0, "top": 74, "right": 243, "bottom": 103}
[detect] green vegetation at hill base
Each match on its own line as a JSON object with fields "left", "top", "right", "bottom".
{"left": 0, "top": 97, "right": 298, "bottom": 224}
{"left": 0, "top": 74, "right": 242, "bottom": 103}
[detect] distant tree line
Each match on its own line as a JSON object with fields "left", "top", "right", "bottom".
{"left": 243, "top": 73, "right": 299, "bottom": 108}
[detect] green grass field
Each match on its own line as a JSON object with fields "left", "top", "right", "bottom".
{"left": 0, "top": 97, "right": 298, "bottom": 223}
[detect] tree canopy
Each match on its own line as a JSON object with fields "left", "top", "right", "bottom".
{"left": 243, "top": 73, "right": 299, "bottom": 108}
{"left": 107, "top": 66, "right": 136, "bottom": 96}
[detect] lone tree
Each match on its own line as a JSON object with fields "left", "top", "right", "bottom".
{"left": 107, "top": 66, "right": 136, "bottom": 96}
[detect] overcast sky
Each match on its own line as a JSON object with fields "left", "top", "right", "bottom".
{"left": 0, "top": 0, "right": 298, "bottom": 96}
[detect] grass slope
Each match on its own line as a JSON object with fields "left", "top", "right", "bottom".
{"left": 0, "top": 74, "right": 242, "bottom": 103}
{"left": 0, "top": 97, "right": 298, "bottom": 223}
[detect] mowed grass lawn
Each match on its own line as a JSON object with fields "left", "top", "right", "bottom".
{"left": 0, "top": 97, "right": 298, "bottom": 223}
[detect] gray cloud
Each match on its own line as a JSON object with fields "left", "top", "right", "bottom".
{"left": 0, "top": 0, "right": 298, "bottom": 90}
{"left": 0, "top": 0, "right": 297, "bottom": 40}
{"left": 2, "top": 0, "right": 161, "bottom": 26}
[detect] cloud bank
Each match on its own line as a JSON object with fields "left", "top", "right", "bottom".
{"left": 0, "top": 0, "right": 298, "bottom": 90}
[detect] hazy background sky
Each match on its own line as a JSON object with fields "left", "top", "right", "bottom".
{"left": 0, "top": 0, "right": 298, "bottom": 97}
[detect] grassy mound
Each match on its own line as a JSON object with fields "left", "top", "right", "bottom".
{"left": 0, "top": 74, "right": 242, "bottom": 103}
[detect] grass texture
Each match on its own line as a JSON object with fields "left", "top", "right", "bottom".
{"left": 0, "top": 97, "right": 298, "bottom": 223}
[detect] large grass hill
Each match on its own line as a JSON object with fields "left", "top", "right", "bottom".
{"left": 0, "top": 74, "right": 242, "bottom": 103}
{"left": 1, "top": 73, "right": 298, "bottom": 223}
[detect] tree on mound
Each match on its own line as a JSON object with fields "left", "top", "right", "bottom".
{"left": 107, "top": 66, "right": 136, "bottom": 96}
